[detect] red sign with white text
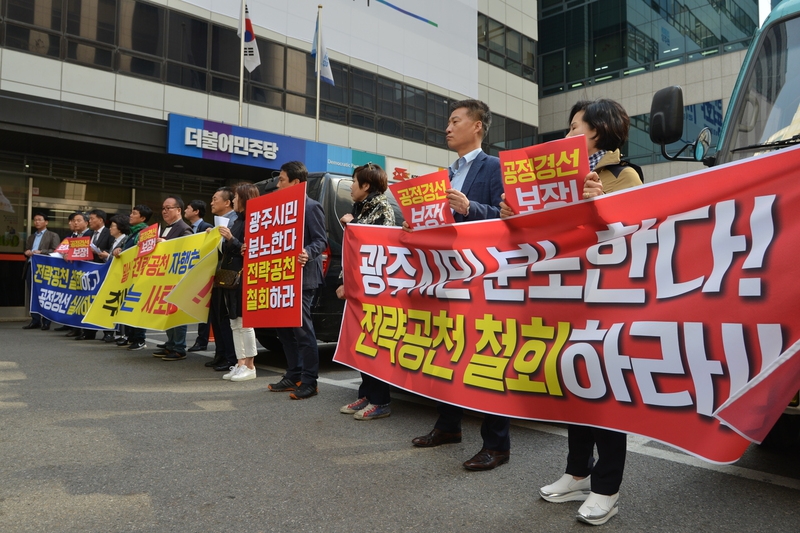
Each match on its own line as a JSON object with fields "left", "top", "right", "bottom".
{"left": 500, "top": 135, "right": 589, "bottom": 214}
{"left": 66, "top": 237, "right": 91, "bottom": 261}
{"left": 334, "top": 145, "right": 800, "bottom": 464}
{"left": 137, "top": 223, "right": 159, "bottom": 257}
{"left": 242, "top": 182, "right": 306, "bottom": 328}
{"left": 389, "top": 170, "right": 455, "bottom": 228}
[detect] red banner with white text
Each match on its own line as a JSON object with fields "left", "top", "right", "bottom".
{"left": 333, "top": 145, "right": 800, "bottom": 464}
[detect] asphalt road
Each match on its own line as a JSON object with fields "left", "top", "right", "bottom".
{"left": 1, "top": 322, "right": 799, "bottom": 532}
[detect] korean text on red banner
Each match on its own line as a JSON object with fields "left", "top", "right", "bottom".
{"left": 388, "top": 170, "right": 455, "bottom": 228}
{"left": 335, "top": 145, "right": 800, "bottom": 464}
{"left": 500, "top": 135, "right": 589, "bottom": 214}
{"left": 243, "top": 182, "right": 306, "bottom": 328}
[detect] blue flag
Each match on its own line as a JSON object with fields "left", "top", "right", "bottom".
{"left": 311, "top": 11, "right": 335, "bottom": 86}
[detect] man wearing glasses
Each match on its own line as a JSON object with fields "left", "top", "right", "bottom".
{"left": 152, "top": 196, "right": 193, "bottom": 361}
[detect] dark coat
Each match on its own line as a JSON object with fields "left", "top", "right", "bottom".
{"left": 301, "top": 196, "right": 328, "bottom": 290}
{"left": 220, "top": 216, "right": 246, "bottom": 319}
{"left": 452, "top": 150, "right": 503, "bottom": 223}
{"left": 193, "top": 219, "right": 213, "bottom": 234}
{"left": 90, "top": 226, "right": 115, "bottom": 263}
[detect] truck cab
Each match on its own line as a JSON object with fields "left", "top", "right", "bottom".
{"left": 650, "top": 0, "right": 800, "bottom": 447}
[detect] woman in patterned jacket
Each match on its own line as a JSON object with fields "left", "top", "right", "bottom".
{"left": 336, "top": 163, "right": 397, "bottom": 420}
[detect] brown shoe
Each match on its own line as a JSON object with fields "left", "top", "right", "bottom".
{"left": 462, "top": 448, "right": 510, "bottom": 471}
{"left": 411, "top": 428, "right": 462, "bottom": 448}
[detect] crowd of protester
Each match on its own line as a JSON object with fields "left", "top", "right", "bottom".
{"left": 21, "top": 98, "right": 640, "bottom": 526}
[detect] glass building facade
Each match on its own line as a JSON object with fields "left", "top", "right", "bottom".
{"left": 0, "top": 0, "right": 538, "bottom": 155}
{"left": 538, "top": 0, "right": 758, "bottom": 95}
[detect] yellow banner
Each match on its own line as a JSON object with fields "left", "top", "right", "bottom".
{"left": 82, "top": 229, "right": 220, "bottom": 330}
{"left": 164, "top": 249, "right": 217, "bottom": 322}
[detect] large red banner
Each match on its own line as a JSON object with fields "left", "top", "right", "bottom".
{"left": 333, "top": 145, "right": 800, "bottom": 464}
{"left": 242, "top": 182, "right": 306, "bottom": 328}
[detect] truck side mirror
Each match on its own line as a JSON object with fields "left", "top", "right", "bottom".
{"left": 650, "top": 86, "right": 684, "bottom": 145}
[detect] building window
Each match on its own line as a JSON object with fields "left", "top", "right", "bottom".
{"left": 478, "top": 13, "right": 537, "bottom": 82}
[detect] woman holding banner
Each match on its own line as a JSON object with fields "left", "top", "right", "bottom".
{"left": 336, "top": 163, "right": 397, "bottom": 420}
{"left": 501, "top": 98, "right": 641, "bottom": 526}
{"left": 218, "top": 183, "right": 261, "bottom": 382}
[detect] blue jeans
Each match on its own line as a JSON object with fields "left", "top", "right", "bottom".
{"left": 165, "top": 325, "right": 187, "bottom": 355}
{"left": 276, "top": 289, "right": 319, "bottom": 386}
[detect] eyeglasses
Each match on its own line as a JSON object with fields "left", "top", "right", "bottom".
{"left": 162, "top": 206, "right": 179, "bottom": 211}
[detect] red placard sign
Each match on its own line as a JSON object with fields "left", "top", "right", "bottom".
{"left": 137, "top": 223, "right": 159, "bottom": 257}
{"left": 242, "top": 182, "right": 306, "bottom": 328}
{"left": 66, "top": 237, "right": 91, "bottom": 261}
{"left": 500, "top": 135, "right": 589, "bottom": 214}
{"left": 388, "top": 169, "right": 455, "bottom": 228}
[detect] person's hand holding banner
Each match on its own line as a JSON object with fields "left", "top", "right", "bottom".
{"left": 389, "top": 170, "right": 455, "bottom": 229}
{"left": 66, "top": 237, "right": 91, "bottom": 261}
{"left": 500, "top": 135, "right": 589, "bottom": 214}
{"left": 137, "top": 223, "right": 159, "bottom": 257}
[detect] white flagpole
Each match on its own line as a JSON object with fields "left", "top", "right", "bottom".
{"left": 238, "top": 0, "right": 246, "bottom": 127}
{"left": 315, "top": 4, "right": 323, "bottom": 142}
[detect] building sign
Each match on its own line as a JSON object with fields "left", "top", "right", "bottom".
{"left": 167, "top": 114, "right": 385, "bottom": 173}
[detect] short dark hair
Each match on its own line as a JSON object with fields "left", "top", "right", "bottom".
{"left": 215, "top": 187, "right": 234, "bottom": 208}
{"left": 353, "top": 163, "right": 388, "bottom": 195}
{"left": 164, "top": 196, "right": 185, "bottom": 211}
{"left": 109, "top": 214, "right": 131, "bottom": 235}
{"left": 133, "top": 204, "right": 153, "bottom": 222}
{"left": 188, "top": 199, "right": 207, "bottom": 218}
{"left": 280, "top": 161, "right": 308, "bottom": 183}
{"left": 33, "top": 212, "right": 49, "bottom": 222}
{"left": 450, "top": 99, "right": 492, "bottom": 139}
{"left": 569, "top": 99, "right": 630, "bottom": 152}
{"left": 233, "top": 182, "right": 260, "bottom": 214}
{"left": 88, "top": 209, "right": 107, "bottom": 223}
{"left": 70, "top": 212, "right": 87, "bottom": 224}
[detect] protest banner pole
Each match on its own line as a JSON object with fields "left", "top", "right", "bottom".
{"left": 238, "top": 0, "right": 246, "bottom": 127}
{"left": 315, "top": 5, "right": 323, "bottom": 142}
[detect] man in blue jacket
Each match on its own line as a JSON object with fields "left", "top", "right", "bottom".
{"left": 267, "top": 161, "right": 328, "bottom": 400}
{"left": 409, "top": 99, "right": 511, "bottom": 472}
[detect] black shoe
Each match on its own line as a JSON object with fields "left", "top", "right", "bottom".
{"left": 54, "top": 325, "right": 70, "bottom": 332}
{"left": 127, "top": 341, "right": 146, "bottom": 351}
{"left": 156, "top": 343, "right": 166, "bottom": 349}
{"left": 187, "top": 343, "right": 207, "bottom": 352}
{"left": 101, "top": 333, "right": 115, "bottom": 342}
{"left": 22, "top": 322, "right": 40, "bottom": 330}
{"left": 65, "top": 329, "right": 80, "bottom": 337}
{"left": 116, "top": 337, "right": 130, "bottom": 346}
{"left": 41, "top": 323, "right": 50, "bottom": 331}
{"left": 268, "top": 377, "right": 301, "bottom": 392}
{"left": 152, "top": 349, "right": 171, "bottom": 357}
{"left": 289, "top": 383, "right": 319, "bottom": 400}
{"left": 205, "top": 355, "right": 225, "bottom": 367}
{"left": 74, "top": 334, "right": 86, "bottom": 341}
{"left": 213, "top": 363, "right": 231, "bottom": 371}
{"left": 162, "top": 352, "right": 187, "bottom": 361}
{"left": 78, "top": 333, "right": 96, "bottom": 340}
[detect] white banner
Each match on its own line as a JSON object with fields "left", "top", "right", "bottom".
{"left": 178, "top": 0, "right": 478, "bottom": 97}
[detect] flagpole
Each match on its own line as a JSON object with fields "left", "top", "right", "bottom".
{"left": 315, "top": 4, "right": 323, "bottom": 142}
{"left": 238, "top": 0, "right": 246, "bottom": 127}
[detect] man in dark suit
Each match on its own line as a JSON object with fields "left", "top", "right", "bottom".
{"left": 22, "top": 212, "right": 61, "bottom": 330}
{"left": 184, "top": 199, "right": 213, "bottom": 352}
{"left": 68, "top": 212, "right": 98, "bottom": 340}
{"left": 206, "top": 188, "right": 238, "bottom": 370}
{"left": 408, "top": 99, "right": 510, "bottom": 471}
{"left": 267, "top": 161, "right": 328, "bottom": 400}
{"left": 87, "top": 209, "right": 116, "bottom": 342}
{"left": 153, "top": 196, "right": 194, "bottom": 361}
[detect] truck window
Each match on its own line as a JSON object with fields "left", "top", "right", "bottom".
{"left": 726, "top": 15, "right": 800, "bottom": 163}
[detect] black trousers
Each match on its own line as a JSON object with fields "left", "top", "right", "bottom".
{"left": 434, "top": 403, "right": 511, "bottom": 451}
{"left": 209, "top": 288, "right": 236, "bottom": 365}
{"left": 566, "top": 425, "right": 627, "bottom": 496}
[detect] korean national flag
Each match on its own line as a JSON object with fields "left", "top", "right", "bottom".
{"left": 238, "top": 1, "right": 261, "bottom": 73}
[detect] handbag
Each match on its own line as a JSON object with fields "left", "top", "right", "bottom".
{"left": 213, "top": 268, "right": 241, "bottom": 289}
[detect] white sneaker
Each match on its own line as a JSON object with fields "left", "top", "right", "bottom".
{"left": 222, "top": 366, "right": 241, "bottom": 380}
{"left": 230, "top": 366, "right": 256, "bottom": 381}
{"left": 577, "top": 492, "right": 619, "bottom": 526}
{"left": 539, "top": 474, "right": 592, "bottom": 503}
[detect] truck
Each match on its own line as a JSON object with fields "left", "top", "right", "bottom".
{"left": 649, "top": 0, "right": 800, "bottom": 447}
